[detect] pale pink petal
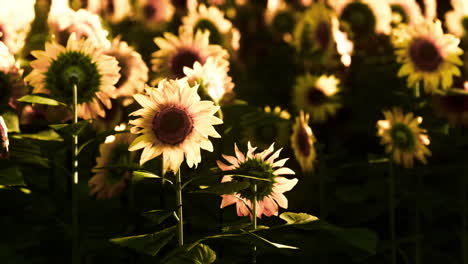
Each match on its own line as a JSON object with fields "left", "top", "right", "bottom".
{"left": 272, "top": 158, "right": 289, "bottom": 168}
{"left": 220, "top": 194, "right": 237, "bottom": 208}
{"left": 262, "top": 196, "right": 279, "bottom": 216}
{"left": 234, "top": 143, "right": 245, "bottom": 162}
{"left": 266, "top": 148, "right": 282, "bottom": 164}
{"left": 217, "top": 160, "right": 236, "bottom": 171}
{"left": 271, "top": 193, "right": 288, "bottom": 209}
{"left": 273, "top": 167, "right": 296, "bottom": 175}
{"left": 273, "top": 177, "right": 298, "bottom": 193}
{"left": 222, "top": 154, "right": 239, "bottom": 166}
{"left": 236, "top": 199, "right": 250, "bottom": 217}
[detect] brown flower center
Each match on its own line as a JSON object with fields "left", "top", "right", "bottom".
{"left": 316, "top": 21, "right": 331, "bottom": 49}
{"left": 107, "top": 0, "right": 115, "bottom": 14}
{"left": 171, "top": 0, "right": 187, "bottom": 10}
{"left": 297, "top": 125, "right": 311, "bottom": 157}
{"left": 152, "top": 107, "right": 193, "bottom": 145}
{"left": 111, "top": 53, "right": 131, "bottom": 89}
{"left": 409, "top": 38, "right": 442, "bottom": 72}
{"left": 307, "top": 87, "right": 327, "bottom": 105}
{"left": 170, "top": 48, "right": 203, "bottom": 78}
{"left": 143, "top": 3, "right": 156, "bottom": 19}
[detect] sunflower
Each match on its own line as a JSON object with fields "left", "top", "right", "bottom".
{"left": 89, "top": 124, "right": 135, "bottom": 199}
{"left": 329, "top": 0, "right": 392, "bottom": 38}
{"left": 0, "top": 0, "right": 36, "bottom": 53}
{"left": 218, "top": 142, "right": 298, "bottom": 218}
{"left": 377, "top": 108, "right": 431, "bottom": 168}
{"left": 182, "top": 4, "right": 239, "bottom": 50}
{"left": 104, "top": 37, "right": 149, "bottom": 106}
{"left": 445, "top": 0, "right": 468, "bottom": 38}
{"left": 182, "top": 57, "right": 234, "bottom": 103}
{"left": 242, "top": 106, "right": 291, "bottom": 150}
{"left": 0, "top": 42, "right": 26, "bottom": 112}
{"left": 432, "top": 85, "right": 468, "bottom": 127}
{"left": 99, "top": 0, "right": 132, "bottom": 23}
{"left": 25, "top": 33, "right": 121, "bottom": 120}
{"left": 387, "top": 0, "right": 423, "bottom": 26}
{"left": 151, "top": 29, "right": 229, "bottom": 81}
{"left": 135, "top": 0, "right": 175, "bottom": 28}
{"left": 0, "top": 116, "right": 8, "bottom": 159}
{"left": 290, "top": 111, "right": 316, "bottom": 172}
{"left": 393, "top": 19, "right": 463, "bottom": 94}
{"left": 265, "top": 0, "right": 295, "bottom": 40}
{"left": 48, "top": 7, "right": 111, "bottom": 49}
{"left": 293, "top": 74, "right": 341, "bottom": 123}
{"left": 128, "top": 79, "right": 223, "bottom": 173}
{"left": 293, "top": 2, "right": 335, "bottom": 56}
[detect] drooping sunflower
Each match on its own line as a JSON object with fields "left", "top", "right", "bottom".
{"left": 293, "top": 74, "right": 341, "bottom": 123}
{"left": 0, "top": 0, "right": 36, "bottom": 53}
{"left": 387, "top": 0, "right": 422, "bottom": 27}
{"left": 182, "top": 56, "right": 234, "bottom": 103}
{"left": 445, "top": 0, "right": 468, "bottom": 38}
{"left": 151, "top": 29, "right": 229, "bottom": 81}
{"left": 0, "top": 116, "right": 8, "bottom": 159}
{"left": 0, "top": 42, "right": 26, "bottom": 112}
{"left": 48, "top": 7, "right": 111, "bottom": 49}
{"left": 104, "top": 37, "right": 149, "bottom": 106}
{"left": 290, "top": 111, "right": 316, "bottom": 172}
{"left": 293, "top": 2, "right": 335, "bottom": 57}
{"left": 329, "top": 0, "right": 392, "bottom": 38}
{"left": 25, "top": 33, "right": 121, "bottom": 120}
{"left": 128, "top": 79, "right": 223, "bottom": 173}
{"left": 135, "top": 0, "right": 175, "bottom": 28}
{"left": 218, "top": 142, "right": 298, "bottom": 218}
{"left": 89, "top": 125, "right": 135, "bottom": 199}
{"left": 392, "top": 19, "right": 463, "bottom": 94}
{"left": 377, "top": 108, "right": 431, "bottom": 168}
{"left": 432, "top": 84, "right": 468, "bottom": 127}
{"left": 242, "top": 106, "right": 291, "bottom": 150}
{"left": 182, "top": 4, "right": 234, "bottom": 46}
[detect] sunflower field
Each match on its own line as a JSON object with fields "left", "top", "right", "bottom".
{"left": 1, "top": 0, "right": 468, "bottom": 263}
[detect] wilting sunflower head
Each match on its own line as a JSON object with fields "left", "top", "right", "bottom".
{"left": 445, "top": 0, "right": 468, "bottom": 37}
{"left": 293, "top": 74, "right": 341, "bottom": 123}
{"left": 388, "top": 0, "right": 423, "bottom": 27}
{"left": 25, "top": 33, "right": 121, "bottom": 120}
{"left": 393, "top": 19, "right": 463, "bottom": 94}
{"left": 0, "top": 42, "right": 26, "bottom": 112}
{"left": 331, "top": 0, "right": 392, "bottom": 39}
{"left": 291, "top": 110, "right": 316, "bottom": 172}
{"left": 128, "top": 78, "right": 223, "bottom": 174}
{"left": 89, "top": 125, "right": 135, "bottom": 199}
{"left": 242, "top": 106, "right": 291, "bottom": 150}
{"left": 293, "top": 2, "right": 335, "bottom": 56}
{"left": 0, "top": 116, "right": 8, "bottom": 159}
{"left": 136, "top": 0, "right": 175, "bottom": 27}
{"left": 48, "top": 8, "right": 111, "bottom": 49}
{"left": 217, "top": 142, "right": 298, "bottom": 218}
{"left": 377, "top": 108, "right": 431, "bottom": 168}
{"left": 182, "top": 4, "right": 233, "bottom": 46}
{"left": 152, "top": 29, "right": 229, "bottom": 81}
{"left": 104, "top": 37, "right": 149, "bottom": 106}
{"left": 182, "top": 57, "right": 234, "bottom": 103}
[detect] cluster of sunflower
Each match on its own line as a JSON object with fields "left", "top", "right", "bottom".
{"left": 2, "top": 0, "right": 468, "bottom": 262}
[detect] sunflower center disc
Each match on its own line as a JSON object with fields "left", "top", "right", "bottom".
{"left": 409, "top": 38, "right": 442, "bottom": 72}
{"left": 297, "top": 125, "right": 311, "bottom": 157}
{"left": 194, "top": 19, "right": 222, "bottom": 45}
{"left": 107, "top": 0, "right": 115, "bottom": 14}
{"left": 233, "top": 159, "right": 275, "bottom": 201}
{"left": 390, "top": 123, "right": 415, "bottom": 150}
{"left": 143, "top": 4, "right": 156, "bottom": 19}
{"left": 152, "top": 107, "right": 193, "bottom": 145}
{"left": 170, "top": 49, "right": 202, "bottom": 78}
{"left": 307, "top": 87, "right": 327, "bottom": 105}
{"left": 316, "top": 21, "right": 331, "bottom": 49}
{"left": 340, "top": 2, "right": 376, "bottom": 37}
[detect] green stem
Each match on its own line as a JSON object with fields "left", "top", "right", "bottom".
{"left": 389, "top": 160, "right": 396, "bottom": 264}
{"left": 175, "top": 169, "right": 183, "bottom": 246}
{"left": 415, "top": 174, "right": 422, "bottom": 264}
{"left": 252, "top": 183, "right": 257, "bottom": 264}
{"left": 72, "top": 83, "right": 79, "bottom": 264}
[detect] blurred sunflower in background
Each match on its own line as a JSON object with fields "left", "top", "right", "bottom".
{"left": 265, "top": 0, "right": 295, "bottom": 42}
{"left": 128, "top": 79, "right": 223, "bottom": 173}
{"left": 0, "top": 0, "right": 36, "bottom": 53}
{"left": 330, "top": 0, "right": 392, "bottom": 39}
{"left": 98, "top": 0, "right": 132, "bottom": 23}
{"left": 217, "top": 142, "right": 298, "bottom": 218}
{"left": 183, "top": 56, "right": 234, "bottom": 103}
{"left": 377, "top": 108, "right": 431, "bottom": 168}
{"left": 242, "top": 106, "right": 291, "bottom": 150}
{"left": 135, "top": 0, "right": 175, "bottom": 29}
{"left": 290, "top": 111, "right": 316, "bottom": 172}
{"left": 25, "top": 33, "right": 121, "bottom": 119}
{"left": 445, "top": 0, "right": 468, "bottom": 38}
{"left": 151, "top": 29, "right": 229, "bottom": 81}
{"left": 393, "top": 19, "right": 463, "bottom": 94}
{"left": 104, "top": 37, "right": 149, "bottom": 106}
{"left": 293, "top": 74, "right": 341, "bottom": 123}
{"left": 387, "top": 0, "right": 423, "bottom": 27}
{"left": 0, "top": 42, "right": 26, "bottom": 113}
{"left": 89, "top": 125, "right": 135, "bottom": 200}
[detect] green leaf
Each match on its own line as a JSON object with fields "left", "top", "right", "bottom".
{"left": 18, "top": 94, "right": 65, "bottom": 106}
{"left": 50, "top": 120, "right": 89, "bottom": 136}
{"left": 2, "top": 112, "right": 20, "bottom": 133}
{"left": 279, "top": 212, "right": 319, "bottom": 225}
{"left": 193, "top": 181, "right": 250, "bottom": 195}
{"left": 132, "top": 170, "right": 174, "bottom": 184}
{"left": 110, "top": 226, "right": 176, "bottom": 256}
{"left": 188, "top": 244, "right": 216, "bottom": 264}
{"left": 142, "top": 210, "right": 173, "bottom": 225}
{"left": 164, "top": 243, "right": 216, "bottom": 264}
{"left": 241, "top": 229, "right": 299, "bottom": 250}
{"left": 13, "top": 130, "right": 63, "bottom": 141}
{"left": 0, "top": 166, "right": 24, "bottom": 186}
